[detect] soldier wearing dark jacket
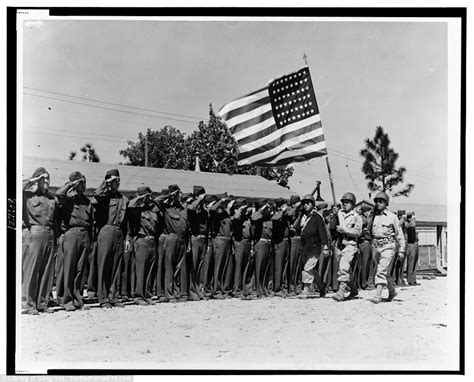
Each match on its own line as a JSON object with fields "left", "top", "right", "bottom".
{"left": 127, "top": 186, "right": 160, "bottom": 305}
{"left": 55, "top": 171, "right": 94, "bottom": 311}
{"left": 293, "top": 195, "right": 329, "bottom": 299}
{"left": 93, "top": 169, "right": 128, "bottom": 308}
{"left": 22, "top": 167, "right": 58, "bottom": 315}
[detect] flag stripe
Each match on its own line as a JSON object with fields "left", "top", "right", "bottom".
{"left": 248, "top": 148, "right": 328, "bottom": 167}
{"left": 233, "top": 115, "right": 276, "bottom": 142}
{"left": 219, "top": 95, "right": 271, "bottom": 123}
{"left": 224, "top": 103, "right": 273, "bottom": 130}
{"left": 265, "top": 141, "right": 327, "bottom": 165}
{"left": 238, "top": 115, "right": 321, "bottom": 154}
{"left": 218, "top": 88, "right": 268, "bottom": 120}
{"left": 238, "top": 125, "right": 325, "bottom": 164}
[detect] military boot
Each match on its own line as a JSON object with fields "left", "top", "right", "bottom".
{"left": 369, "top": 284, "right": 383, "bottom": 304}
{"left": 387, "top": 287, "right": 398, "bottom": 302}
{"left": 332, "top": 281, "right": 347, "bottom": 302}
{"left": 298, "top": 283, "right": 310, "bottom": 299}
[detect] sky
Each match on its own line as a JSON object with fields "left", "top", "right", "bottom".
{"left": 21, "top": 17, "right": 449, "bottom": 205}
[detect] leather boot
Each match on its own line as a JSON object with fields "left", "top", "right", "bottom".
{"left": 387, "top": 287, "right": 398, "bottom": 302}
{"left": 369, "top": 284, "right": 383, "bottom": 304}
{"left": 332, "top": 281, "right": 347, "bottom": 301}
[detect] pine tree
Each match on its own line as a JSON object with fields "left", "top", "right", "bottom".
{"left": 360, "top": 126, "right": 414, "bottom": 197}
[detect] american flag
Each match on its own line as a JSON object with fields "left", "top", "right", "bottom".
{"left": 219, "top": 66, "right": 327, "bottom": 167}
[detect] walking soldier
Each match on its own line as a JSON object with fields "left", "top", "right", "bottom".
{"left": 332, "top": 192, "right": 362, "bottom": 302}
{"left": 369, "top": 191, "right": 406, "bottom": 304}
{"left": 293, "top": 195, "right": 329, "bottom": 299}
{"left": 55, "top": 171, "right": 94, "bottom": 311}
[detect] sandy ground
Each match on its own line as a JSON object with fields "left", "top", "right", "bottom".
{"left": 18, "top": 277, "right": 454, "bottom": 372}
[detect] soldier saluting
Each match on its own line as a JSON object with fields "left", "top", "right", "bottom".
{"left": 93, "top": 169, "right": 129, "bottom": 309}
{"left": 22, "top": 167, "right": 58, "bottom": 315}
{"left": 55, "top": 171, "right": 94, "bottom": 311}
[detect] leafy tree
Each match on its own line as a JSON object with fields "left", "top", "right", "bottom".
{"left": 68, "top": 144, "right": 100, "bottom": 162}
{"left": 360, "top": 126, "right": 414, "bottom": 197}
{"left": 119, "top": 126, "right": 189, "bottom": 169}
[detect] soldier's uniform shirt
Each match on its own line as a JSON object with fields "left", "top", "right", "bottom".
{"left": 23, "top": 190, "right": 57, "bottom": 228}
{"left": 209, "top": 203, "right": 232, "bottom": 237}
{"left": 337, "top": 210, "right": 363, "bottom": 243}
{"left": 251, "top": 210, "right": 272, "bottom": 241}
{"left": 231, "top": 215, "right": 252, "bottom": 241}
{"left": 127, "top": 197, "right": 161, "bottom": 237}
{"left": 371, "top": 209, "right": 406, "bottom": 248}
{"left": 56, "top": 189, "right": 94, "bottom": 232}
{"left": 271, "top": 209, "right": 290, "bottom": 243}
{"left": 406, "top": 217, "right": 417, "bottom": 244}
{"left": 187, "top": 201, "right": 209, "bottom": 236}
{"left": 163, "top": 205, "right": 188, "bottom": 236}
{"left": 93, "top": 184, "right": 128, "bottom": 232}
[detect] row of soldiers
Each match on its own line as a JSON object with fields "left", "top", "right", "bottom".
{"left": 21, "top": 166, "right": 418, "bottom": 315}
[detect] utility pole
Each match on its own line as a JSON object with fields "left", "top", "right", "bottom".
{"left": 145, "top": 132, "right": 149, "bottom": 167}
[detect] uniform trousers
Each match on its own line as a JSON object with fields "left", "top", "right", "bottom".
{"left": 200, "top": 239, "right": 215, "bottom": 296}
{"left": 212, "top": 236, "right": 231, "bottom": 296}
{"left": 120, "top": 243, "right": 133, "bottom": 299}
{"left": 155, "top": 233, "right": 167, "bottom": 298}
{"left": 233, "top": 239, "right": 251, "bottom": 295}
{"left": 189, "top": 235, "right": 207, "bottom": 300}
{"left": 55, "top": 234, "right": 65, "bottom": 302}
{"left": 287, "top": 236, "right": 301, "bottom": 293}
{"left": 223, "top": 244, "right": 236, "bottom": 294}
{"left": 372, "top": 242, "right": 396, "bottom": 289}
{"left": 273, "top": 240, "right": 289, "bottom": 293}
{"left": 337, "top": 241, "right": 358, "bottom": 283}
{"left": 331, "top": 241, "right": 341, "bottom": 291}
{"left": 22, "top": 228, "right": 30, "bottom": 304}
{"left": 62, "top": 227, "right": 91, "bottom": 308}
{"left": 358, "top": 240, "right": 375, "bottom": 288}
{"left": 133, "top": 237, "right": 155, "bottom": 301}
{"left": 254, "top": 239, "right": 272, "bottom": 296}
{"left": 406, "top": 243, "right": 419, "bottom": 284}
{"left": 301, "top": 250, "right": 326, "bottom": 293}
{"left": 97, "top": 225, "right": 124, "bottom": 305}
{"left": 86, "top": 241, "right": 98, "bottom": 297}
{"left": 164, "top": 233, "right": 187, "bottom": 300}
{"left": 23, "top": 226, "right": 56, "bottom": 311}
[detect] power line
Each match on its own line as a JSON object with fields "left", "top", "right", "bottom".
{"left": 24, "top": 86, "right": 207, "bottom": 121}
{"left": 24, "top": 125, "right": 138, "bottom": 140}
{"left": 24, "top": 92, "right": 201, "bottom": 125}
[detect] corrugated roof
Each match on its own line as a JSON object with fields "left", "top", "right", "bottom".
{"left": 22, "top": 156, "right": 296, "bottom": 200}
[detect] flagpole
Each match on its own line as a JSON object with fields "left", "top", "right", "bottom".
{"left": 303, "top": 53, "right": 337, "bottom": 206}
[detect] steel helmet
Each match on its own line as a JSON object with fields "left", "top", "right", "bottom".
{"left": 374, "top": 191, "right": 389, "bottom": 205}
{"left": 301, "top": 194, "right": 315, "bottom": 205}
{"left": 340, "top": 192, "right": 356, "bottom": 205}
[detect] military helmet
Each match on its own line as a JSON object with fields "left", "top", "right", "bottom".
{"left": 340, "top": 192, "right": 356, "bottom": 205}
{"left": 301, "top": 194, "right": 315, "bottom": 205}
{"left": 374, "top": 191, "right": 389, "bottom": 205}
